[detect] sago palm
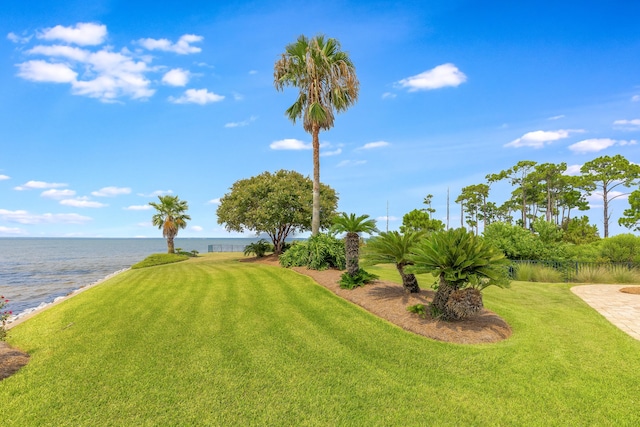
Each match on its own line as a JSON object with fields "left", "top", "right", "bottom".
{"left": 274, "top": 34, "right": 359, "bottom": 235}
{"left": 149, "top": 195, "right": 191, "bottom": 254}
{"left": 362, "top": 231, "right": 425, "bottom": 293}
{"left": 409, "top": 228, "right": 509, "bottom": 320}
{"left": 331, "top": 213, "right": 378, "bottom": 277}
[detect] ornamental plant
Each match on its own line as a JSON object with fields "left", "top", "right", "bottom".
{"left": 1, "top": 295, "right": 12, "bottom": 341}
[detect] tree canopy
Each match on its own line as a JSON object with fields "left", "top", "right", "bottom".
{"left": 149, "top": 195, "right": 191, "bottom": 254}
{"left": 216, "top": 170, "right": 338, "bottom": 254}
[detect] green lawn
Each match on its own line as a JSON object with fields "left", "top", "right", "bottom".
{"left": 1, "top": 253, "right": 639, "bottom": 426}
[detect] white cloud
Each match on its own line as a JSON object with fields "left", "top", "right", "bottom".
{"left": 37, "top": 23, "right": 107, "bottom": 46}
{"left": 0, "top": 174, "right": 9, "bottom": 180}
{"left": 162, "top": 68, "right": 190, "bottom": 86}
{"left": 0, "top": 226, "right": 27, "bottom": 236}
{"left": 60, "top": 198, "right": 108, "bottom": 208}
{"left": 358, "top": 141, "right": 390, "bottom": 150}
{"left": 381, "top": 92, "right": 397, "bottom": 99}
{"left": 567, "top": 138, "right": 636, "bottom": 154}
{"left": 396, "top": 63, "right": 467, "bottom": 92}
{"left": 504, "top": 129, "right": 579, "bottom": 149}
{"left": 139, "top": 190, "right": 173, "bottom": 197}
{"left": 224, "top": 116, "right": 257, "bottom": 128}
{"left": 27, "top": 45, "right": 90, "bottom": 62}
{"left": 632, "top": 95, "right": 640, "bottom": 102}
{"left": 376, "top": 216, "right": 400, "bottom": 222}
{"left": 613, "top": 119, "right": 640, "bottom": 130}
{"left": 270, "top": 139, "right": 311, "bottom": 150}
{"left": 91, "top": 186, "right": 131, "bottom": 197}
{"left": 191, "top": 225, "right": 204, "bottom": 232}
{"left": 41, "top": 189, "right": 76, "bottom": 199}
{"left": 16, "top": 60, "right": 78, "bottom": 83}
{"left": 169, "top": 88, "right": 224, "bottom": 105}
{"left": 124, "top": 205, "right": 152, "bottom": 211}
{"left": 564, "top": 164, "right": 582, "bottom": 176}
{"left": 7, "top": 32, "right": 32, "bottom": 44}
{"left": 138, "top": 34, "right": 203, "bottom": 54}
{"left": 336, "top": 160, "right": 367, "bottom": 168}
{"left": 548, "top": 115, "right": 565, "bottom": 120}
{"left": 14, "top": 180, "right": 67, "bottom": 191}
{"left": 0, "top": 209, "right": 92, "bottom": 224}
{"left": 248, "top": 70, "right": 258, "bottom": 75}
{"left": 321, "top": 148, "right": 342, "bottom": 157}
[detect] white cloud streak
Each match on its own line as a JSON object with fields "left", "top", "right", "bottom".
{"left": 138, "top": 34, "right": 203, "bottom": 54}
{"left": 0, "top": 209, "right": 92, "bottom": 224}
{"left": 169, "top": 88, "right": 224, "bottom": 105}
{"left": 270, "top": 139, "right": 311, "bottom": 150}
{"left": 504, "top": 129, "right": 580, "bottom": 149}
{"left": 162, "top": 68, "right": 190, "bottom": 86}
{"left": 224, "top": 116, "right": 257, "bottom": 128}
{"left": 0, "top": 174, "right": 10, "bottom": 180}
{"left": 41, "top": 189, "right": 76, "bottom": 199}
{"left": 358, "top": 141, "right": 390, "bottom": 150}
{"left": 38, "top": 23, "right": 107, "bottom": 46}
{"left": 60, "top": 198, "right": 108, "bottom": 208}
{"left": 124, "top": 205, "right": 152, "bottom": 211}
{"left": 568, "top": 138, "right": 637, "bottom": 154}
{"left": 91, "top": 186, "right": 131, "bottom": 197}
{"left": 17, "top": 60, "right": 78, "bottom": 83}
{"left": 396, "top": 63, "right": 467, "bottom": 92}
{"left": 14, "top": 180, "right": 67, "bottom": 191}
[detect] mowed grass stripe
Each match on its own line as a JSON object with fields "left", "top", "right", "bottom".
{"left": 1, "top": 253, "right": 639, "bottom": 426}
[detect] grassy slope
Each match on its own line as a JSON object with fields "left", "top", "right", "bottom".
{"left": 1, "top": 254, "right": 639, "bottom": 426}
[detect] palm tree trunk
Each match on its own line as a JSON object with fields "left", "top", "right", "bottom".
{"left": 345, "top": 232, "right": 360, "bottom": 276}
{"left": 311, "top": 124, "right": 321, "bottom": 235}
{"left": 432, "top": 274, "right": 455, "bottom": 318}
{"left": 396, "top": 265, "right": 420, "bottom": 293}
{"left": 167, "top": 237, "right": 175, "bottom": 254}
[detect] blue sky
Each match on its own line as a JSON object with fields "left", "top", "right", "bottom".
{"left": 1, "top": 0, "right": 639, "bottom": 238}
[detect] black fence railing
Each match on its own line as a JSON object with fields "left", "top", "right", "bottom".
{"left": 510, "top": 260, "right": 639, "bottom": 282}
{"left": 208, "top": 245, "right": 248, "bottom": 253}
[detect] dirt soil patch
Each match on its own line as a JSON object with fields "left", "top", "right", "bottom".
{"left": 248, "top": 255, "right": 512, "bottom": 344}
{"left": 0, "top": 341, "right": 29, "bottom": 381}
{"left": 620, "top": 287, "right": 640, "bottom": 295}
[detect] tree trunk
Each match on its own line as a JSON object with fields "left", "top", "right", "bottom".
{"left": 167, "top": 237, "right": 175, "bottom": 254}
{"left": 311, "top": 124, "right": 321, "bottom": 235}
{"left": 345, "top": 232, "right": 360, "bottom": 276}
{"left": 396, "top": 265, "right": 420, "bottom": 293}
{"left": 432, "top": 274, "right": 455, "bottom": 318}
{"left": 603, "top": 187, "right": 609, "bottom": 238}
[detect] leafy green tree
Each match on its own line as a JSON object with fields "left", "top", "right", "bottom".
{"left": 331, "top": 213, "right": 378, "bottom": 277}
{"left": 562, "top": 216, "right": 600, "bottom": 245}
{"left": 598, "top": 234, "right": 640, "bottom": 263}
{"left": 274, "top": 34, "right": 359, "bottom": 236}
{"left": 217, "top": 170, "right": 338, "bottom": 254}
{"left": 483, "top": 222, "right": 565, "bottom": 261}
{"left": 149, "top": 195, "right": 191, "bottom": 254}
{"left": 580, "top": 154, "right": 640, "bottom": 237}
{"left": 409, "top": 228, "right": 510, "bottom": 320}
{"left": 399, "top": 209, "right": 445, "bottom": 234}
{"left": 362, "top": 231, "right": 425, "bottom": 293}
{"left": 422, "top": 194, "right": 436, "bottom": 218}
{"left": 487, "top": 160, "right": 537, "bottom": 229}
{"left": 619, "top": 189, "right": 640, "bottom": 232}
{"left": 456, "top": 184, "right": 489, "bottom": 235}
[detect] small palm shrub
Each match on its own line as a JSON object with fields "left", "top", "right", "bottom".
{"left": 406, "top": 303, "right": 427, "bottom": 318}
{"left": 338, "top": 269, "right": 379, "bottom": 289}
{"left": 243, "top": 239, "right": 273, "bottom": 258}
{"left": 279, "top": 234, "right": 346, "bottom": 270}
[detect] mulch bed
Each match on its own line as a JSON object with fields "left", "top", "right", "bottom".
{"left": 620, "top": 287, "right": 640, "bottom": 295}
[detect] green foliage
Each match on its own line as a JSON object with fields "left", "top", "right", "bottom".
{"left": 410, "top": 228, "right": 510, "bottom": 290}
{"left": 131, "top": 253, "right": 190, "bottom": 269}
{"left": 0, "top": 295, "right": 11, "bottom": 341}
{"left": 619, "top": 189, "right": 640, "bottom": 232}
{"left": 278, "top": 233, "right": 346, "bottom": 270}
{"left": 338, "top": 269, "right": 379, "bottom": 289}
{"left": 483, "top": 222, "right": 565, "bottom": 261}
{"left": 399, "top": 209, "right": 445, "bottom": 234}
{"left": 362, "top": 231, "right": 425, "bottom": 267}
{"left": 513, "top": 263, "right": 565, "bottom": 283}
{"left": 217, "top": 170, "right": 338, "bottom": 254}
{"left": 598, "top": 234, "right": 640, "bottom": 263}
{"left": 406, "top": 303, "right": 427, "bottom": 318}
{"left": 175, "top": 248, "right": 199, "bottom": 257}
{"left": 532, "top": 217, "right": 563, "bottom": 244}
{"left": 331, "top": 212, "right": 378, "bottom": 276}
{"left": 149, "top": 195, "right": 191, "bottom": 254}
{"left": 562, "top": 216, "right": 600, "bottom": 245}
{"left": 243, "top": 239, "right": 273, "bottom": 258}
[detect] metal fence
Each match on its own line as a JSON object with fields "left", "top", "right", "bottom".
{"left": 510, "top": 260, "right": 639, "bottom": 282}
{"left": 208, "top": 244, "right": 248, "bottom": 253}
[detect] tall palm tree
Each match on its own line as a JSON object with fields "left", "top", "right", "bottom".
{"left": 331, "top": 213, "right": 378, "bottom": 277}
{"left": 274, "top": 34, "right": 359, "bottom": 235}
{"left": 362, "top": 231, "right": 425, "bottom": 293}
{"left": 149, "top": 195, "right": 191, "bottom": 254}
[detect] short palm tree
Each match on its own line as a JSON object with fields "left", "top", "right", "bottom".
{"left": 362, "top": 231, "right": 425, "bottom": 293}
{"left": 149, "top": 195, "right": 191, "bottom": 254}
{"left": 331, "top": 213, "right": 378, "bottom": 277}
{"left": 409, "top": 228, "right": 510, "bottom": 320}
{"left": 274, "top": 34, "right": 359, "bottom": 236}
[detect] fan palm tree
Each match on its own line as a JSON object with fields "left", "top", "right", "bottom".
{"left": 409, "top": 228, "right": 510, "bottom": 320}
{"left": 331, "top": 213, "right": 378, "bottom": 277}
{"left": 362, "top": 231, "right": 425, "bottom": 293}
{"left": 274, "top": 34, "right": 359, "bottom": 235}
{"left": 149, "top": 195, "right": 191, "bottom": 254}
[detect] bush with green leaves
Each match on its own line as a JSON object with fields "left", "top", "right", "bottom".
{"left": 338, "top": 269, "right": 379, "bottom": 289}
{"left": 279, "top": 233, "right": 346, "bottom": 270}
{"left": 410, "top": 228, "right": 510, "bottom": 321}
{"left": 406, "top": 303, "right": 427, "bottom": 319}
{"left": 131, "top": 253, "right": 190, "bottom": 269}
{"left": 243, "top": 239, "right": 273, "bottom": 258}
{"left": 598, "top": 234, "right": 640, "bottom": 263}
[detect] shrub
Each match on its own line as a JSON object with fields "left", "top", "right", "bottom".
{"left": 513, "top": 263, "right": 565, "bottom": 283}
{"left": 243, "top": 239, "right": 273, "bottom": 258}
{"left": 175, "top": 248, "right": 199, "bottom": 257}
{"left": 279, "top": 233, "right": 346, "bottom": 270}
{"left": 131, "top": 253, "right": 190, "bottom": 269}
{"left": 574, "top": 264, "right": 640, "bottom": 284}
{"left": 338, "top": 269, "right": 379, "bottom": 289}
{"left": 406, "top": 304, "right": 427, "bottom": 318}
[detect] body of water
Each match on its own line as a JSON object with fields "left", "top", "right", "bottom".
{"left": 0, "top": 237, "right": 262, "bottom": 316}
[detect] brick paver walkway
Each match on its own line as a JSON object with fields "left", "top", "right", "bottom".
{"left": 571, "top": 285, "right": 640, "bottom": 341}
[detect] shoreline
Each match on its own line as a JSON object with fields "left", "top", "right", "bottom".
{"left": 5, "top": 268, "right": 129, "bottom": 330}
